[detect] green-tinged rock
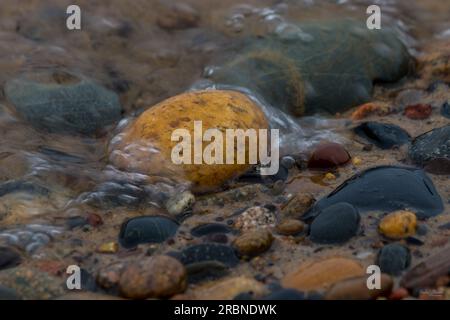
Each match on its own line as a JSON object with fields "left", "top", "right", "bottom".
{"left": 209, "top": 19, "right": 412, "bottom": 116}
{"left": 4, "top": 70, "right": 122, "bottom": 135}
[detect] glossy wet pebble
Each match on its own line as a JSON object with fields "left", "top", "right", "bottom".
{"left": 233, "top": 229, "right": 274, "bottom": 257}
{"left": 308, "top": 142, "right": 350, "bottom": 169}
{"left": 409, "top": 125, "right": 450, "bottom": 174}
{"left": 119, "top": 255, "right": 187, "bottom": 299}
{"left": 118, "top": 216, "right": 179, "bottom": 248}
{"left": 304, "top": 166, "right": 444, "bottom": 220}
{"left": 170, "top": 243, "right": 239, "bottom": 267}
{"left": 276, "top": 219, "right": 305, "bottom": 236}
{"left": 353, "top": 122, "right": 410, "bottom": 149}
{"left": 378, "top": 210, "right": 417, "bottom": 240}
{"left": 110, "top": 90, "right": 268, "bottom": 193}
{"left": 0, "top": 247, "right": 22, "bottom": 270}
{"left": 190, "top": 223, "right": 232, "bottom": 237}
{"left": 4, "top": 70, "right": 122, "bottom": 135}
{"left": 377, "top": 244, "right": 411, "bottom": 276}
{"left": 309, "top": 202, "right": 360, "bottom": 244}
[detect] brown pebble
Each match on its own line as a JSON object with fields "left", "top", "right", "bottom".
{"left": 282, "top": 257, "right": 364, "bottom": 292}
{"left": 388, "top": 287, "right": 409, "bottom": 300}
{"left": 233, "top": 229, "right": 274, "bottom": 257}
{"left": 87, "top": 213, "right": 103, "bottom": 227}
{"left": 404, "top": 104, "right": 432, "bottom": 120}
{"left": 157, "top": 2, "right": 199, "bottom": 30}
{"left": 276, "top": 219, "right": 305, "bottom": 236}
{"left": 119, "top": 255, "right": 187, "bottom": 299}
{"left": 308, "top": 142, "right": 350, "bottom": 169}
{"left": 281, "top": 193, "right": 315, "bottom": 218}
{"left": 325, "top": 274, "right": 393, "bottom": 300}
{"left": 96, "top": 263, "right": 126, "bottom": 290}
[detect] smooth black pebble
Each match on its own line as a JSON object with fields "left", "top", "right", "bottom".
{"left": 354, "top": 121, "right": 410, "bottom": 149}
{"left": 0, "top": 247, "right": 22, "bottom": 270}
{"left": 190, "top": 223, "right": 232, "bottom": 237}
{"left": 169, "top": 243, "right": 239, "bottom": 267}
{"left": 304, "top": 166, "right": 444, "bottom": 220}
{"left": 309, "top": 202, "right": 360, "bottom": 244}
{"left": 377, "top": 244, "right": 411, "bottom": 276}
{"left": 119, "top": 215, "right": 179, "bottom": 248}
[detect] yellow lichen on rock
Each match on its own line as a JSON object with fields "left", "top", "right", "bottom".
{"left": 109, "top": 90, "right": 268, "bottom": 193}
{"left": 378, "top": 210, "right": 417, "bottom": 240}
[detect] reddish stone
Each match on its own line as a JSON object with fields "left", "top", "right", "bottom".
{"left": 87, "top": 213, "right": 103, "bottom": 227}
{"left": 404, "top": 104, "right": 432, "bottom": 120}
{"left": 308, "top": 142, "right": 350, "bottom": 169}
{"left": 388, "top": 287, "right": 409, "bottom": 300}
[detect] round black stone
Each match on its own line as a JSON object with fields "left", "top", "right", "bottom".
{"left": 0, "top": 247, "right": 22, "bottom": 270}
{"left": 118, "top": 215, "right": 179, "bottom": 248}
{"left": 354, "top": 121, "right": 410, "bottom": 149}
{"left": 190, "top": 223, "right": 232, "bottom": 237}
{"left": 309, "top": 202, "right": 360, "bottom": 244}
{"left": 377, "top": 244, "right": 411, "bottom": 276}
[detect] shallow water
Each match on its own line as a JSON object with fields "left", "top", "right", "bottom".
{"left": 0, "top": 0, "right": 449, "bottom": 299}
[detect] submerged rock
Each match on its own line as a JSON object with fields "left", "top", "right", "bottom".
{"left": 208, "top": 20, "right": 412, "bottom": 116}
{"left": 190, "top": 223, "right": 232, "bottom": 237}
{"left": 325, "top": 274, "right": 393, "bottom": 300}
{"left": 233, "top": 229, "right": 274, "bottom": 257}
{"left": 118, "top": 215, "right": 179, "bottom": 248}
{"left": 119, "top": 255, "right": 187, "bottom": 299}
{"left": 409, "top": 125, "right": 450, "bottom": 174}
{"left": 4, "top": 70, "right": 122, "bottom": 135}
{"left": 309, "top": 202, "right": 360, "bottom": 244}
{"left": 0, "top": 247, "right": 22, "bottom": 270}
{"left": 304, "top": 166, "right": 443, "bottom": 220}
{"left": 110, "top": 90, "right": 268, "bottom": 193}
{"left": 170, "top": 243, "right": 239, "bottom": 267}
{"left": 353, "top": 122, "right": 410, "bottom": 149}
{"left": 282, "top": 257, "right": 364, "bottom": 292}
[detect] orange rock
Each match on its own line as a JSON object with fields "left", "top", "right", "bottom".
{"left": 378, "top": 210, "right": 417, "bottom": 239}
{"left": 109, "top": 90, "right": 268, "bottom": 193}
{"left": 281, "top": 257, "right": 365, "bottom": 292}
{"left": 325, "top": 274, "right": 393, "bottom": 300}
{"left": 351, "top": 101, "right": 392, "bottom": 120}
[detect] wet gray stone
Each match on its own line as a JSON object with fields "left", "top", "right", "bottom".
{"left": 4, "top": 70, "right": 122, "bottom": 135}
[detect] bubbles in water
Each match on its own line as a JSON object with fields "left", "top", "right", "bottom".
{"left": 0, "top": 224, "right": 63, "bottom": 254}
